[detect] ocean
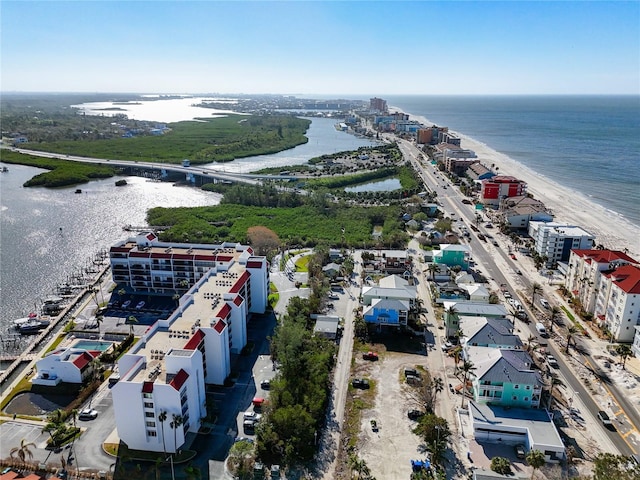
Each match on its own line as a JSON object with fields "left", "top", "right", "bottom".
{"left": 384, "top": 95, "right": 640, "bottom": 227}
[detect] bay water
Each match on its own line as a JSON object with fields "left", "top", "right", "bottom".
{"left": 0, "top": 115, "right": 376, "bottom": 331}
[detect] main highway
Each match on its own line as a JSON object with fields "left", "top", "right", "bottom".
{"left": 395, "top": 137, "right": 639, "bottom": 457}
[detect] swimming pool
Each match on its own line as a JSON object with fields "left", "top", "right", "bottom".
{"left": 71, "top": 340, "right": 114, "bottom": 352}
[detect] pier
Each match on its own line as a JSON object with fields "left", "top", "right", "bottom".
{"left": 0, "top": 262, "right": 111, "bottom": 387}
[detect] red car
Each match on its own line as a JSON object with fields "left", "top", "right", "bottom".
{"left": 363, "top": 351, "right": 379, "bottom": 361}
{"left": 510, "top": 254, "right": 517, "bottom": 260}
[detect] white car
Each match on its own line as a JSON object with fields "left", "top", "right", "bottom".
{"left": 78, "top": 408, "right": 98, "bottom": 420}
{"left": 243, "top": 411, "right": 262, "bottom": 421}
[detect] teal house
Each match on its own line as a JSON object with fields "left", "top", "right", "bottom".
{"left": 432, "top": 244, "right": 470, "bottom": 269}
{"left": 465, "top": 348, "right": 543, "bottom": 409}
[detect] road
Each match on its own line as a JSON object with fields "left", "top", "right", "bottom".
{"left": 10, "top": 146, "right": 264, "bottom": 186}
{"left": 396, "top": 137, "right": 638, "bottom": 456}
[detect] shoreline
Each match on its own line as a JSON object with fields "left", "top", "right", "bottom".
{"left": 391, "top": 106, "right": 640, "bottom": 259}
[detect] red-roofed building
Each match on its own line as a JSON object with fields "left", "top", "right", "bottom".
{"left": 32, "top": 348, "right": 99, "bottom": 386}
{"left": 595, "top": 264, "right": 640, "bottom": 342}
{"left": 108, "top": 236, "right": 269, "bottom": 455}
{"left": 566, "top": 249, "right": 639, "bottom": 315}
{"left": 480, "top": 176, "right": 527, "bottom": 207}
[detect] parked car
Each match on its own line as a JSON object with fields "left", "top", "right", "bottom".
{"left": 135, "top": 301, "right": 145, "bottom": 310}
{"left": 441, "top": 341, "right": 453, "bottom": 351}
{"left": 260, "top": 379, "right": 271, "bottom": 390}
{"left": 363, "top": 351, "right": 379, "bottom": 361}
{"left": 78, "top": 408, "right": 98, "bottom": 420}
{"left": 515, "top": 444, "right": 526, "bottom": 459}
{"left": 243, "top": 411, "right": 262, "bottom": 421}
{"left": 539, "top": 298, "right": 550, "bottom": 309}
{"left": 121, "top": 300, "right": 131, "bottom": 309}
{"left": 404, "top": 368, "right": 420, "bottom": 378}
{"left": 503, "top": 291, "right": 512, "bottom": 299}
{"left": 546, "top": 354, "right": 559, "bottom": 368}
{"left": 252, "top": 397, "right": 266, "bottom": 408}
{"left": 352, "top": 378, "right": 370, "bottom": 389}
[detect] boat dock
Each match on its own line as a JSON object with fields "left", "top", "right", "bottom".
{"left": 0, "top": 262, "right": 111, "bottom": 387}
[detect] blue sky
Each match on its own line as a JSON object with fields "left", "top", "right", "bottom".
{"left": 2, "top": 1, "right": 639, "bottom": 95}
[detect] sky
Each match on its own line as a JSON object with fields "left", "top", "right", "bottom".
{"left": 1, "top": 1, "right": 639, "bottom": 95}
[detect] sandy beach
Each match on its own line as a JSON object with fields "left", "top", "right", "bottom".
{"left": 392, "top": 107, "right": 640, "bottom": 259}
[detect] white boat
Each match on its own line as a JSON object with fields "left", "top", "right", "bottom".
{"left": 13, "top": 312, "right": 39, "bottom": 328}
{"left": 18, "top": 318, "right": 51, "bottom": 334}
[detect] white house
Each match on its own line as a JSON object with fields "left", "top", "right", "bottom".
{"left": 468, "top": 402, "right": 565, "bottom": 463}
{"left": 32, "top": 348, "right": 99, "bottom": 386}
{"left": 362, "top": 274, "right": 417, "bottom": 306}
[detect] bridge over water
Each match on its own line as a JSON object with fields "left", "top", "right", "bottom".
{"left": 12, "top": 147, "right": 300, "bottom": 185}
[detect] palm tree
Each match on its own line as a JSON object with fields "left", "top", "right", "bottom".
{"left": 460, "top": 360, "right": 476, "bottom": 408}
{"left": 616, "top": 344, "right": 633, "bottom": 369}
{"left": 170, "top": 414, "right": 183, "bottom": 453}
{"left": 427, "top": 263, "right": 439, "bottom": 281}
{"left": 451, "top": 345, "right": 463, "bottom": 372}
{"left": 526, "top": 449, "right": 546, "bottom": 479}
{"left": 95, "top": 315, "right": 104, "bottom": 338}
{"left": 530, "top": 282, "right": 542, "bottom": 305}
{"left": 158, "top": 411, "right": 168, "bottom": 457}
{"left": 126, "top": 315, "right": 138, "bottom": 336}
{"left": 10, "top": 438, "right": 36, "bottom": 468}
{"left": 548, "top": 306, "right": 562, "bottom": 335}
{"left": 547, "top": 377, "right": 564, "bottom": 408}
{"left": 565, "top": 326, "right": 578, "bottom": 354}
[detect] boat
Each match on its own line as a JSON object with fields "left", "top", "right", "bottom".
{"left": 18, "top": 318, "right": 51, "bottom": 334}
{"left": 13, "top": 312, "right": 39, "bottom": 328}
{"left": 75, "top": 189, "right": 82, "bottom": 194}
{"left": 1, "top": 166, "right": 8, "bottom": 172}
{"left": 42, "top": 296, "right": 65, "bottom": 314}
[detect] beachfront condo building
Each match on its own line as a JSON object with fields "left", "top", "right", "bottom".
{"left": 566, "top": 249, "right": 638, "bottom": 315}
{"left": 369, "top": 97, "right": 388, "bottom": 113}
{"left": 480, "top": 176, "right": 527, "bottom": 207}
{"left": 593, "top": 264, "right": 640, "bottom": 342}
{"left": 528, "top": 222, "right": 595, "bottom": 268}
{"left": 109, "top": 234, "right": 269, "bottom": 452}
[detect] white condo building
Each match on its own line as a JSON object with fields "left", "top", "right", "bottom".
{"left": 566, "top": 249, "right": 638, "bottom": 315}
{"left": 528, "top": 222, "right": 594, "bottom": 268}
{"left": 594, "top": 264, "right": 640, "bottom": 342}
{"left": 109, "top": 234, "right": 268, "bottom": 452}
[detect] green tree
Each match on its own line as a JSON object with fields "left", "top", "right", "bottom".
{"left": 9, "top": 438, "right": 36, "bottom": 468}
{"left": 526, "top": 449, "right": 545, "bottom": 479}
{"left": 565, "top": 326, "right": 578, "bottom": 354}
{"left": 170, "top": 414, "right": 183, "bottom": 453}
{"left": 593, "top": 452, "right": 640, "bottom": 480}
{"left": 95, "top": 315, "right": 104, "bottom": 337}
{"left": 490, "top": 456, "right": 512, "bottom": 475}
{"left": 615, "top": 344, "right": 633, "bottom": 369}
{"left": 126, "top": 315, "right": 138, "bottom": 336}
{"left": 530, "top": 282, "right": 542, "bottom": 305}
{"left": 227, "top": 440, "right": 254, "bottom": 479}
{"left": 158, "top": 411, "right": 168, "bottom": 457}
{"left": 460, "top": 360, "right": 476, "bottom": 408}
{"left": 548, "top": 306, "right": 562, "bottom": 335}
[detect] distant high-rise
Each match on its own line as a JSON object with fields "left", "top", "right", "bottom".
{"left": 369, "top": 97, "right": 388, "bottom": 114}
